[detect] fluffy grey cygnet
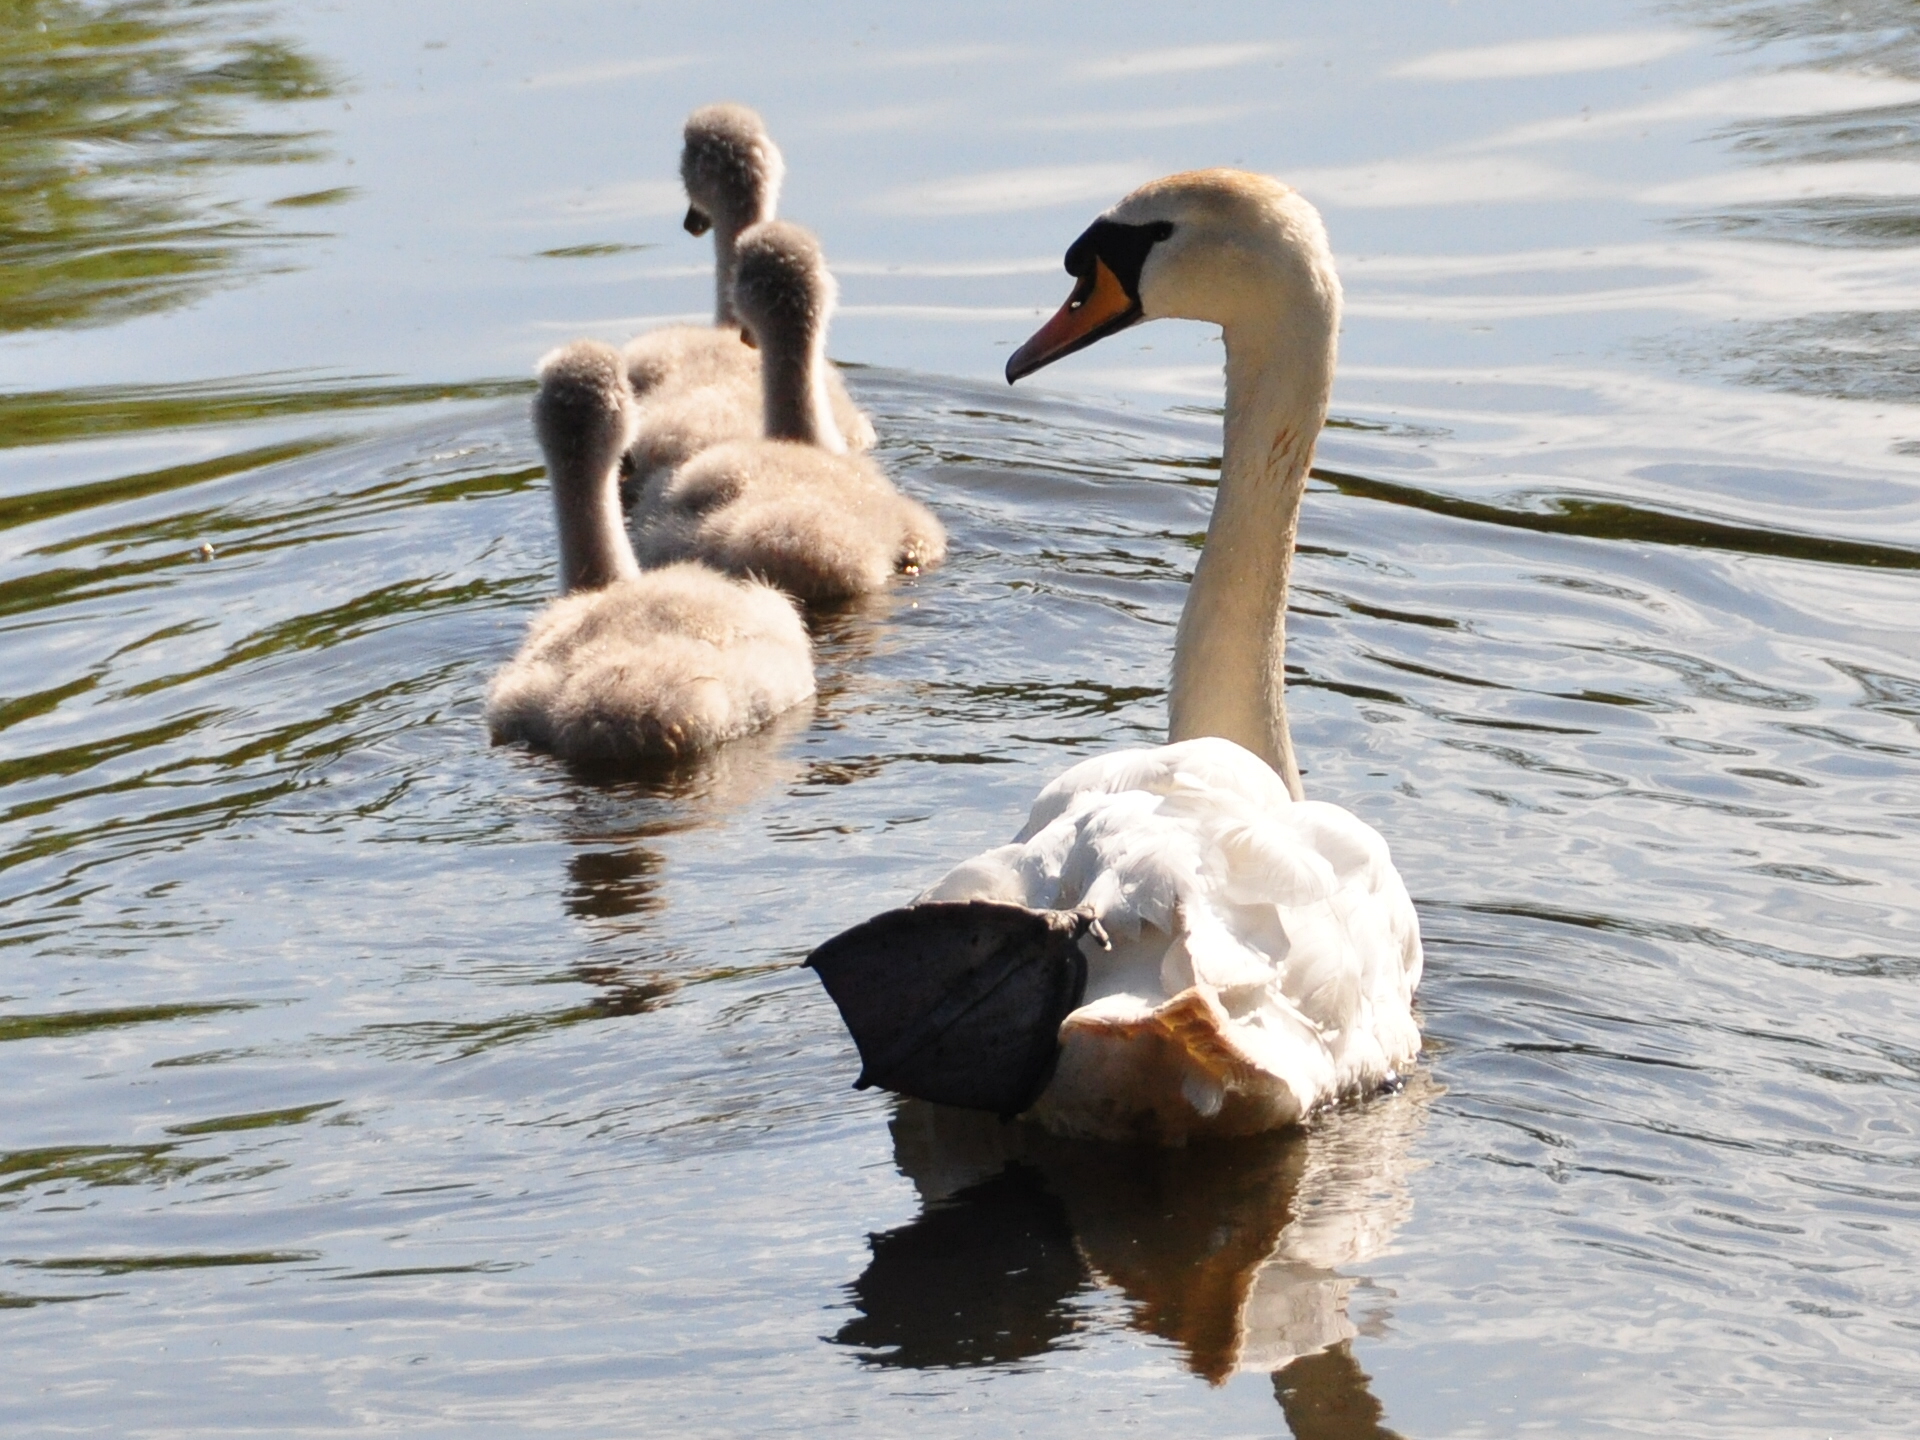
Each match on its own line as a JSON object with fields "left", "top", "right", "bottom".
{"left": 486, "top": 340, "right": 814, "bottom": 765}
{"left": 630, "top": 221, "right": 945, "bottom": 603}
{"left": 622, "top": 104, "right": 873, "bottom": 497}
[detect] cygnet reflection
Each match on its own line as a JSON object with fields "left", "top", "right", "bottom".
{"left": 551, "top": 703, "right": 809, "bottom": 1035}
{"left": 805, "top": 584, "right": 911, "bottom": 707}
{"left": 559, "top": 703, "right": 811, "bottom": 924}
{"left": 833, "top": 1079, "right": 1429, "bottom": 1433}
{"left": 546, "top": 960, "right": 676, "bottom": 1021}
{"left": 564, "top": 845, "right": 666, "bottom": 923}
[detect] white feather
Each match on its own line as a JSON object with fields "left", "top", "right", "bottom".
{"left": 921, "top": 737, "right": 1421, "bottom": 1142}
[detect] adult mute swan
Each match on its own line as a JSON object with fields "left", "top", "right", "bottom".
{"left": 623, "top": 104, "right": 873, "bottom": 497}
{"left": 632, "top": 220, "right": 945, "bottom": 602}
{"left": 486, "top": 340, "right": 814, "bottom": 765}
{"left": 806, "top": 171, "right": 1422, "bottom": 1145}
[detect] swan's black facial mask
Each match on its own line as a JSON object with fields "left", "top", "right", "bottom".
{"left": 683, "top": 205, "right": 712, "bottom": 236}
{"left": 1006, "top": 218, "right": 1174, "bottom": 383}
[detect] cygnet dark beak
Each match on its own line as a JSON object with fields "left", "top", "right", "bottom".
{"left": 683, "top": 205, "right": 712, "bottom": 237}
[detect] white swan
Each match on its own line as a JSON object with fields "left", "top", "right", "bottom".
{"left": 806, "top": 171, "right": 1422, "bottom": 1145}
{"left": 486, "top": 340, "right": 814, "bottom": 765}
{"left": 622, "top": 104, "right": 873, "bottom": 495}
{"left": 631, "top": 220, "right": 945, "bottom": 602}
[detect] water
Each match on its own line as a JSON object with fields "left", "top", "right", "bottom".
{"left": 4, "top": 1, "right": 1920, "bottom": 1434}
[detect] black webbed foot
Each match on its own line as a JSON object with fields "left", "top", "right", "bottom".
{"left": 804, "top": 901, "right": 1096, "bottom": 1118}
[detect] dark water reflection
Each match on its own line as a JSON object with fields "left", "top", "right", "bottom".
{"left": 836, "top": 1162, "right": 1085, "bottom": 1369}
{"left": 843, "top": 1089, "right": 1426, "bottom": 1410}
{"left": 0, "top": 375, "right": 526, "bottom": 453}
{"left": 564, "top": 845, "right": 665, "bottom": 921}
{"left": 0, "top": 0, "right": 337, "bottom": 333}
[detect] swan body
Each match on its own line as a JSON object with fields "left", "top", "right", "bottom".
{"left": 807, "top": 171, "right": 1421, "bottom": 1143}
{"left": 633, "top": 220, "right": 944, "bottom": 601}
{"left": 624, "top": 104, "right": 872, "bottom": 496}
{"left": 916, "top": 738, "right": 1420, "bottom": 1141}
{"left": 486, "top": 340, "right": 813, "bottom": 765}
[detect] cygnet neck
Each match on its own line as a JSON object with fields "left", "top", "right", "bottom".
{"left": 757, "top": 322, "right": 847, "bottom": 453}
{"left": 1166, "top": 301, "right": 1335, "bottom": 800}
{"left": 711, "top": 204, "right": 771, "bottom": 327}
{"left": 712, "top": 224, "right": 743, "bottom": 327}
{"left": 551, "top": 442, "right": 640, "bottom": 595}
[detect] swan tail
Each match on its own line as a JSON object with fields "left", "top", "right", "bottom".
{"left": 1035, "top": 987, "right": 1305, "bottom": 1143}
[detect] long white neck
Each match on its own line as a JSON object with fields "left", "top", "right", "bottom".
{"left": 553, "top": 451, "right": 641, "bottom": 594}
{"left": 1166, "top": 306, "right": 1334, "bottom": 800}
{"left": 760, "top": 330, "right": 847, "bottom": 452}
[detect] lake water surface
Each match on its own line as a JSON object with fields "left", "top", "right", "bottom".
{"left": 4, "top": 2, "right": 1919, "bottom": 1435}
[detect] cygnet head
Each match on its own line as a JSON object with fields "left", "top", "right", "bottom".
{"left": 1007, "top": 169, "right": 1340, "bottom": 383}
{"left": 532, "top": 340, "right": 641, "bottom": 594}
{"left": 731, "top": 220, "right": 846, "bottom": 450}
{"left": 680, "top": 104, "right": 786, "bottom": 324}
{"left": 732, "top": 219, "right": 836, "bottom": 357}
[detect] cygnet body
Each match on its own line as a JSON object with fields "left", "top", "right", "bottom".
{"left": 631, "top": 221, "right": 945, "bottom": 603}
{"left": 623, "top": 105, "right": 873, "bottom": 497}
{"left": 486, "top": 340, "right": 814, "bottom": 765}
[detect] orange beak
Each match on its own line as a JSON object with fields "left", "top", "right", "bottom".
{"left": 1006, "top": 257, "right": 1141, "bottom": 383}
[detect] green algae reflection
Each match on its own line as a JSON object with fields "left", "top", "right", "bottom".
{"left": 0, "top": 0, "right": 338, "bottom": 332}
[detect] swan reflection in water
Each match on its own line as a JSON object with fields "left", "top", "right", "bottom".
{"left": 833, "top": 1078, "right": 1430, "bottom": 1438}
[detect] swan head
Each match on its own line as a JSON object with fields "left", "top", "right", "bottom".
{"left": 532, "top": 340, "right": 639, "bottom": 501}
{"left": 1007, "top": 169, "right": 1339, "bottom": 383}
{"left": 731, "top": 220, "right": 837, "bottom": 356}
{"left": 680, "top": 103, "right": 786, "bottom": 241}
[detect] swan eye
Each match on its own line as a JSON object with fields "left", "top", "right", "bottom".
{"left": 1063, "top": 219, "right": 1175, "bottom": 305}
